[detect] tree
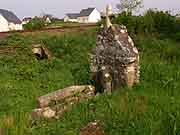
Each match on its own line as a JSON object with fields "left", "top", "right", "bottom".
{"left": 23, "top": 17, "right": 46, "bottom": 30}
{"left": 116, "top": 0, "right": 143, "bottom": 14}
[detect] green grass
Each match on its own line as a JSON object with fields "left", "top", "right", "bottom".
{"left": 47, "top": 21, "right": 80, "bottom": 28}
{"left": 0, "top": 29, "right": 180, "bottom": 135}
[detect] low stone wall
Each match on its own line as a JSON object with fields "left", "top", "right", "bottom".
{"left": 31, "top": 85, "right": 95, "bottom": 119}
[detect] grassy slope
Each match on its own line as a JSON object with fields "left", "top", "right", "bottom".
{"left": 0, "top": 30, "right": 180, "bottom": 135}
{"left": 47, "top": 21, "right": 80, "bottom": 28}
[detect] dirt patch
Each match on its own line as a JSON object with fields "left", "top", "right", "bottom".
{"left": 0, "top": 33, "right": 9, "bottom": 40}
{"left": 0, "top": 127, "right": 2, "bottom": 135}
{"left": 80, "top": 121, "right": 105, "bottom": 135}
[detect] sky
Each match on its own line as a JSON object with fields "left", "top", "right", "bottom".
{"left": 1, "top": 0, "right": 180, "bottom": 19}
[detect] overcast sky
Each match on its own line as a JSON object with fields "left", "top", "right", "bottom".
{"left": 1, "top": 0, "right": 180, "bottom": 19}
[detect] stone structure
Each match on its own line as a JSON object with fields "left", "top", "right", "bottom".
{"left": 31, "top": 85, "right": 95, "bottom": 119}
{"left": 31, "top": 44, "right": 52, "bottom": 59}
{"left": 90, "top": 5, "right": 140, "bottom": 93}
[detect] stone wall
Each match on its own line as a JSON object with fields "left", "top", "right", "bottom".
{"left": 31, "top": 85, "right": 95, "bottom": 119}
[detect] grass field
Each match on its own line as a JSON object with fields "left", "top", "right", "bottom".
{"left": 0, "top": 28, "right": 180, "bottom": 135}
{"left": 46, "top": 21, "right": 80, "bottom": 28}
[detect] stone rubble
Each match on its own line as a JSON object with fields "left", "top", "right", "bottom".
{"left": 31, "top": 85, "right": 95, "bottom": 119}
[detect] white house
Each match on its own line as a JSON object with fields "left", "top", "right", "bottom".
{"left": 22, "top": 17, "right": 32, "bottom": 25}
{"left": 176, "top": 14, "right": 180, "bottom": 19}
{"left": 45, "top": 17, "right": 51, "bottom": 23}
{"left": 42, "top": 15, "right": 52, "bottom": 24}
{"left": 78, "top": 8, "right": 101, "bottom": 23}
{"left": 64, "top": 8, "right": 101, "bottom": 23}
{"left": 0, "top": 9, "right": 23, "bottom": 32}
{"left": 64, "top": 13, "right": 79, "bottom": 22}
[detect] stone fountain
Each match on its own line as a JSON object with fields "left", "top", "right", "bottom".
{"left": 90, "top": 5, "right": 140, "bottom": 93}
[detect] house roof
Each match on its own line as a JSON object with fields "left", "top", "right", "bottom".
{"left": 66, "top": 13, "right": 79, "bottom": 19}
{"left": 0, "top": 9, "right": 21, "bottom": 24}
{"left": 22, "top": 17, "right": 32, "bottom": 21}
{"left": 65, "top": 8, "right": 96, "bottom": 19}
{"left": 79, "top": 8, "right": 95, "bottom": 17}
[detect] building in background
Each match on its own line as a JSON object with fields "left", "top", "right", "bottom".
{"left": 64, "top": 13, "right": 79, "bottom": 22}
{"left": 0, "top": 9, "right": 23, "bottom": 32}
{"left": 64, "top": 8, "right": 101, "bottom": 23}
{"left": 22, "top": 17, "right": 32, "bottom": 25}
{"left": 176, "top": 13, "right": 180, "bottom": 18}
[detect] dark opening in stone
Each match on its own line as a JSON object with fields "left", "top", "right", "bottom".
{"left": 31, "top": 44, "right": 51, "bottom": 60}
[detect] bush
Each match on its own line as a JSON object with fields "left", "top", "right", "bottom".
{"left": 23, "top": 17, "right": 46, "bottom": 30}
{"left": 112, "top": 10, "right": 180, "bottom": 38}
{"left": 145, "top": 10, "right": 176, "bottom": 34}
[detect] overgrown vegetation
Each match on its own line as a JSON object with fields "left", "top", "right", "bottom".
{"left": 1, "top": 9, "right": 180, "bottom": 135}
{"left": 112, "top": 10, "right": 180, "bottom": 40}
{"left": 47, "top": 20, "right": 80, "bottom": 28}
{"left": 23, "top": 17, "right": 46, "bottom": 30}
